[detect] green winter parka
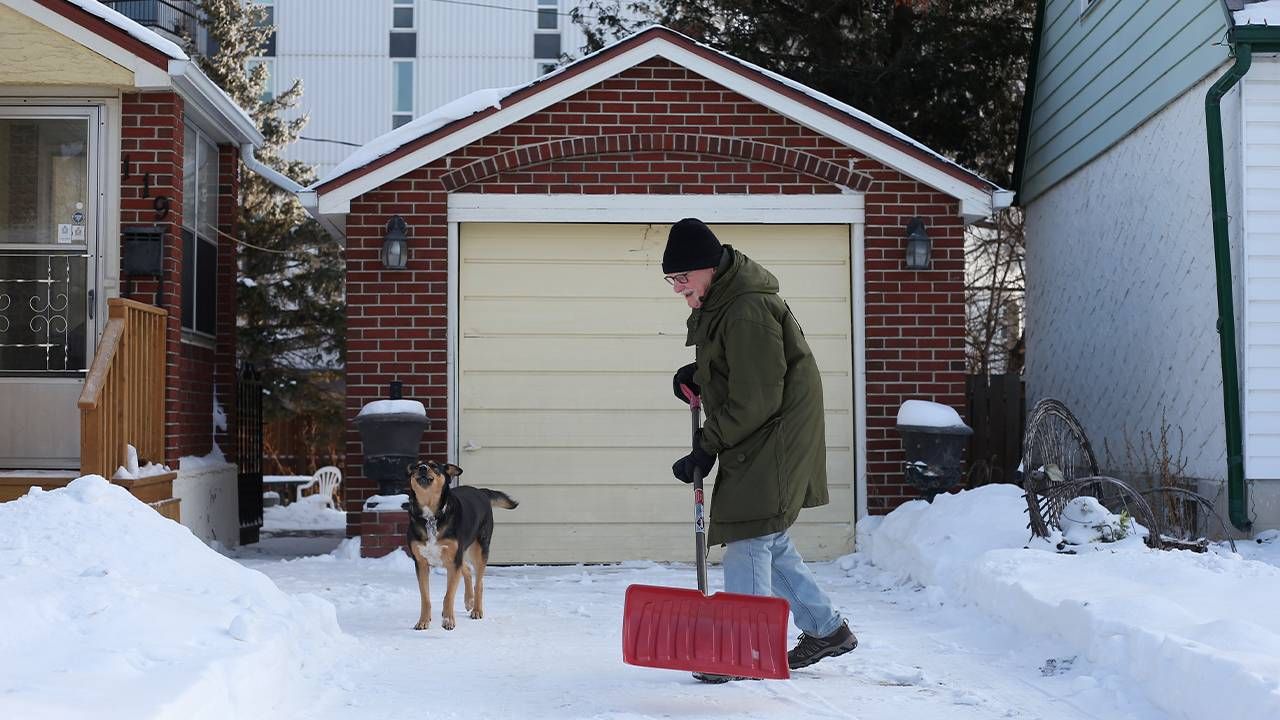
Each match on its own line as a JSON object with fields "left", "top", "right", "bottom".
{"left": 687, "top": 246, "right": 829, "bottom": 545}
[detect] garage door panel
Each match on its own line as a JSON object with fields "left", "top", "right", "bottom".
{"left": 465, "top": 297, "right": 687, "bottom": 335}
{"left": 461, "top": 222, "right": 850, "bottom": 258}
{"left": 464, "top": 298, "right": 851, "bottom": 338}
{"left": 462, "top": 336, "right": 853, "bottom": 378}
{"left": 458, "top": 447, "right": 855, "bottom": 486}
{"left": 463, "top": 336, "right": 688, "bottom": 372}
{"left": 460, "top": 222, "right": 666, "bottom": 260}
{"left": 464, "top": 372, "right": 854, "bottom": 411}
{"left": 462, "top": 262, "right": 853, "bottom": 300}
{"left": 477, "top": 485, "right": 855, "bottom": 526}
{"left": 466, "top": 409, "right": 852, "bottom": 449}
{"left": 485, "top": 521, "right": 855, "bottom": 564}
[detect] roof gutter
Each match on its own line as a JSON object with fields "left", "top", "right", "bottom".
{"left": 1204, "top": 21, "right": 1280, "bottom": 532}
{"left": 168, "top": 60, "right": 262, "bottom": 146}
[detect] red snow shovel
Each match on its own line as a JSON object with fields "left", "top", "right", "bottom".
{"left": 622, "top": 387, "right": 790, "bottom": 680}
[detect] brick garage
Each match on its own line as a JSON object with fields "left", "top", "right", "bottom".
{"left": 313, "top": 27, "right": 1003, "bottom": 559}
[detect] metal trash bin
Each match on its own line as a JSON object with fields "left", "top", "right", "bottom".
{"left": 355, "top": 381, "right": 429, "bottom": 496}
{"left": 895, "top": 399, "right": 973, "bottom": 501}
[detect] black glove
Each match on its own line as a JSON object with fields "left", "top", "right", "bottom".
{"left": 672, "top": 362, "right": 701, "bottom": 404}
{"left": 672, "top": 430, "right": 716, "bottom": 484}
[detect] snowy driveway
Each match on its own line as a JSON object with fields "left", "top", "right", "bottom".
{"left": 239, "top": 543, "right": 1168, "bottom": 720}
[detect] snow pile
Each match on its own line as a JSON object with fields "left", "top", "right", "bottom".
{"left": 356, "top": 399, "right": 426, "bottom": 417}
{"left": 112, "top": 443, "right": 172, "bottom": 481}
{"left": 65, "top": 0, "right": 187, "bottom": 59}
{"left": 263, "top": 494, "right": 347, "bottom": 532}
{"left": 863, "top": 485, "right": 1280, "bottom": 720}
{"left": 0, "top": 477, "right": 349, "bottom": 720}
{"left": 895, "top": 399, "right": 967, "bottom": 428}
{"left": 1056, "top": 495, "right": 1147, "bottom": 546}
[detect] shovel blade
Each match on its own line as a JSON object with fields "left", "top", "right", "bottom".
{"left": 622, "top": 584, "right": 791, "bottom": 680}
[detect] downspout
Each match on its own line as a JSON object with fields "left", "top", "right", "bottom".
{"left": 1205, "top": 41, "right": 1250, "bottom": 532}
{"left": 240, "top": 144, "right": 346, "bottom": 240}
{"left": 240, "top": 144, "right": 303, "bottom": 194}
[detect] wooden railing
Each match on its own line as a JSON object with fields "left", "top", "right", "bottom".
{"left": 79, "top": 299, "right": 168, "bottom": 478}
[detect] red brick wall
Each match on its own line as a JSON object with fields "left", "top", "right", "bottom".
{"left": 214, "top": 146, "right": 241, "bottom": 462}
{"left": 343, "top": 59, "right": 966, "bottom": 549}
{"left": 118, "top": 92, "right": 240, "bottom": 466}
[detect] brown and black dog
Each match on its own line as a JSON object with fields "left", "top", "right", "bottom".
{"left": 404, "top": 461, "right": 518, "bottom": 630}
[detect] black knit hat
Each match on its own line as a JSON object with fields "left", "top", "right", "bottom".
{"left": 662, "top": 218, "right": 722, "bottom": 274}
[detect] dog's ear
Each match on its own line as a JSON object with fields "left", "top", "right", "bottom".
{"left": 444, "top": 463, "right": 463, "bottom": 478}
{"left": 405, "top": 461, "right": 416, "bottom": 477}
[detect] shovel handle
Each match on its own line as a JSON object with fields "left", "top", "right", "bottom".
{"left": 686, "top": 395, "right": 709, "bottom": 596}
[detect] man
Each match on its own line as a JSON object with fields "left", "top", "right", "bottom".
{"left": 663, "top": 218, "right": 857, "bottom": 683}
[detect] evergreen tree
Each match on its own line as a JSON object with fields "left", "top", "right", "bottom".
{"left": 188, "top": 0, "right": 345, "bottom": 469}
{"left": 571, "top": 0, "right": 1034, "bottom": 186}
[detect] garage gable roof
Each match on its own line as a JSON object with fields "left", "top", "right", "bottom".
{"left": 313, "top": 26, "right": 1005, "bottom": 218}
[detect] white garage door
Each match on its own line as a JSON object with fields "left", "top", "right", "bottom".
{"left": 459, "top": 223, "right": 855, "bottom": 563}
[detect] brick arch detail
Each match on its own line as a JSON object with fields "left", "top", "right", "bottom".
{"left": 439, "top": 134, "right": 875, "bottom": 192}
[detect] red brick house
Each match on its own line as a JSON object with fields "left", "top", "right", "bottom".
{"left": 310, "top": 26, "right": 1009, "bottom": 562}
{"left": 0, "top": 0, "right": 277, "bottom": 546}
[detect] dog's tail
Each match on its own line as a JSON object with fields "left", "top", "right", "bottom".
{"left": 483, "top": 489, "right": 518, "bottom": 510}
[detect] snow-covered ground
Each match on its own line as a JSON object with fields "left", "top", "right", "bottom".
{"left": 0, "top": 477, "right": 348, "bottom": 720}
{"left": 262, "top": 493, "right": 347, "bottom": 532}
{"left": 5, "top": 480, "right": 1279, "bottom": 719}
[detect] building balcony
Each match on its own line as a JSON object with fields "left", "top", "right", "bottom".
{"left": 101, "top": 0, "right": 212, "bottom": 57}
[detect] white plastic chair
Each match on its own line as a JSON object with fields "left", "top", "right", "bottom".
{"left": 296, "top": 466, "right": 342, "bottom": 508}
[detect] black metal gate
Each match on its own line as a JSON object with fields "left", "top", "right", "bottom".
{"left": 237, "top": 363, "right": 264, "bottom": 545}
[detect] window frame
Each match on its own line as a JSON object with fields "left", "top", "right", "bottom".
{"left": 392, "top": 0, "right": 416, "bottom": 30}
{"left": 534, "top": 0, "right": 560, "bottom": 59}
{"left": 392, "top": 59, "right": 415, "bottom": 129}
{"left": 180, "top": 123, "right": 220, "bottom": 341}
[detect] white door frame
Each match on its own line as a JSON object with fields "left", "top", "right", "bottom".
{"left": 0, "top": 103, "right": 108, "bottom": 468}
{"left": 446, "top": 193, "right": 869, "bottom": 522}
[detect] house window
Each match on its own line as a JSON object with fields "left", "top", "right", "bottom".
{"left": 257, "top": 0, "right": 276, "bottom": 57}
{"left": 390, "top": 0, "right": 417, "bottom": 57}
{"left": 534, "top": 0, "right": 560, "bottom": 59}
{"left": 537, "top": 0, "right": 558, "bottom": 30}
{"left": 393, "top": 0, "right": 415, "bottom": 29}
{"left": 393, "top": 60, "right": 414, "bottom": 129}
{"left": 181, "top": 124, "right": 219, "bottom": 338}
{"left": 247, "top": 58, "right": 274, "bottom": 103}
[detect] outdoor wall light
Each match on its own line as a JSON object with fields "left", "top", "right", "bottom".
{"left": 381, "top": 215, "right": 409, "bottom": 269}
{"left": 905, "top": 217, "right": 930, "bottom": 270}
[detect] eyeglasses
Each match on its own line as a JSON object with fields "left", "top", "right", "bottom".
{"left": 663, "top": 273, "right": 690, "bottom": 286}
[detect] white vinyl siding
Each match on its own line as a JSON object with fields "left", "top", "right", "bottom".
{"left": 272, "top": 0, "right": 592, "bottom": 175}
{"left": 1243, "top": 60, "right": 1280, "bottom": 479}
{"left": 457, "top": 223, "right": 856, "bottom": 564}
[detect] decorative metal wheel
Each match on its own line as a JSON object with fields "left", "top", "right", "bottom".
{"left": 1020, "top": 399, "right": 1100, "bottom": 539}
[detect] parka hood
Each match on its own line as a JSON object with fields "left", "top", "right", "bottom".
{"left": 684, "top": 246, "right": 780, "bottom": 346}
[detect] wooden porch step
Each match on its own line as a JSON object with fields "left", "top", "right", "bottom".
{"left": 0, "top": 470, "right": 180, "bottom": 522}
{"left": 0, "top": 470, "right": 78, "bottom": 502}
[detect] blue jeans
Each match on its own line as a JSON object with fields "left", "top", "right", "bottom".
{"left": 721, "top": 530, "right": 843, "bottom": 637}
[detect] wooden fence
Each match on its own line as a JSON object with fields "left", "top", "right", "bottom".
{"left": 966, "top": 373, "right": 1026, "bottom": 487}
